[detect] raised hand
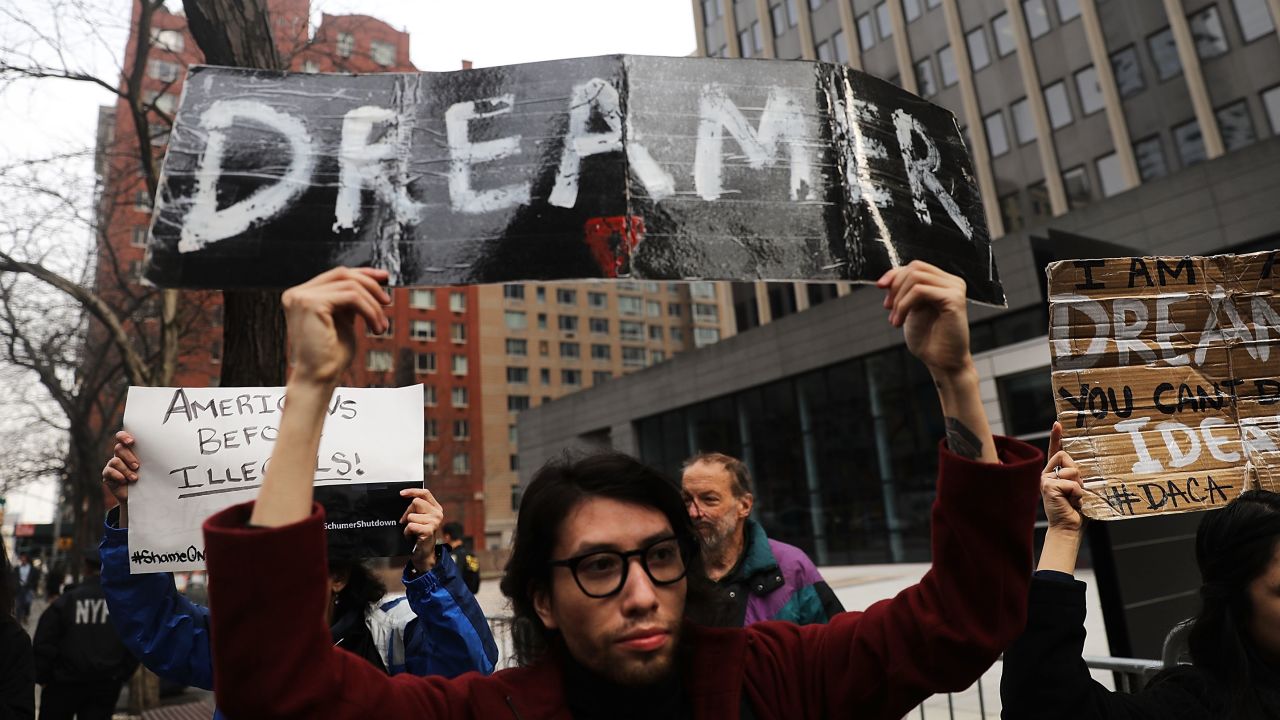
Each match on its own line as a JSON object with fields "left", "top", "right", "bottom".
{"left": 1041, "top": 422, "right": 1086, "bottom": 534}
{"left": 102, "top": 431, "right": 141, "bottom": 528}
{"left": 877, "top": 260, "right": 971, "bottom": 378}
{"left": 281, "top": 267, "right": 391, "bottom": 386}
{"left": 400, "top": 488, "right": 445, "bottom": 573}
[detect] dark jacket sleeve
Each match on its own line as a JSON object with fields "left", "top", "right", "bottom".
{"left": 402, "top": 547, "right": 498, "bottom": 677}
{"left": 0, "top": 622, "right": 34, "bottom": 719}
{"left": 30, "top": 596, "right": 63, "bottom": 686}
{"left": 99, "top": 510, "right": 213, "bottom": 689}
{"left": 1000, "top": 575, "right": 1212, "bottom": 720}
{"left": 744, "top": 435, "right": 1044, "bottom": 720}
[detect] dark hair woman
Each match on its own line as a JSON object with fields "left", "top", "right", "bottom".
{"left": 1001, "top": 422, "right": 1280, "bottom": 719}
{"left": 0, "top": 534, "right": 36, "bottom": 717}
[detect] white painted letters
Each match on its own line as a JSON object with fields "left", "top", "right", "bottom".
{"left": 694, "top": 84, "right": 814, "bottom": 202}
{"left": 334, "top": 105, "right": 425, "bottom": 232}
{"left": 892, "top": 109, "right": 973, "bottom": 240}
{"left": 444, "top": 94, "right": 531, "bottom": 213}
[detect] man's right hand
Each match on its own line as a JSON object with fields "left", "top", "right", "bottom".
{"left": 102, "top": 430, "right": 140, "bottom": 527}
{"left": 1037, "top": 421, "right": 1087, "bottom": 574}
{"left": 280, "top": 267, "right": 390, "bottom": 386}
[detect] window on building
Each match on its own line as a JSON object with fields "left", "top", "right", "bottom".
{"left": 424, "top": 385, "right": 437, "bottom": 407}
{"left": 694, "top": 327, "right": 721, "bottom": 348}
{"left": 410, "top": 289, "right": 435, "bottom": 309}
{"left": 753, "top": 22, "right": 766, "bottom": 55}
{"left": 504, "top": 311, "right": 527, "bottom": 330}
{"left": 620, "top": 320, "right": 644, "bottom": 342}
{"left": 904, "top": 0, "right": 922, "bottom": 23}
{"left": 589, "top": 317, "right": 609, "bottom": 334}
{"left": 786, "top": 0, "right": 800, "bottom": 27}
{"left": 415, "top": 352, "right": 436, "bottom": 374}
{"left": 690, "top": 282, "right": 715, "bottom": 299}
{"left": 452, "top": 453, "right": 470, "bottom": 475}
{"left": 556, "top": 288, "right": 577, "bottom": 305}
{"left": 816, "top": 40, "right": 832, "bottom": 62}
{"left": 1233, "top": 0, "right": 1276, "bottom": 42}
{"left": 561, "top": 369, "right": 581, "bottom": 386}
{"left": 503, "top": 284, "right": 525, "bottom": 300}
{"left": 131, "top": 226, "right": 148, "bottom": 247}
{"left": 646, "top": 300, "right": 661, "bottom": 317}
{"left": 618, "top": 295, "right": 643, "bottom": 315}
{"left": 135, "top": 189, "right": 152, "bottom": 211}
{"left": 1264, "top": 85, "right": 1280, "bottom": 134}
{"left": 425, "top": 421, "right": 438, "bottom": 441}
{"left": 1189, "top": 6, "right": 1229, "bottom": 59}
{"left": 423, "top": 452, "right": 438, "bottom": 474}
{"left": 651, "top": 350, "right": 666, "bottom": 363}
{"left": 368, "top": 350, "right": 393, "bottom": 372}
{"left": 648, "top": 325, "right": 664, "bottom": 341}
{"left": 509, "top": 424, "right": 519, "bottom": 444}
{"left": 587, "top": 291, "right": 607, "bottom": 309}
{"left": 336, "top": 32, "right": 355, "bottom": 58}
{"left": 772, "top": 5, "right": 788, "bottom": 36}
{"left": 1133, "top": 135, "right": 1169, "bottom": 181}
{"left": 915, "top": 58, "right": 937, "bottom": 97}
{"left": 1110, "top": 45, "right": 1145, "bottom": 98}
{"left": 1056, "top": 0, "right": 1080, "bottom": 23}
{"left": 148, "top": 59, "right": 180, "bottom": 82}
{"left": 506, "top": 338, "right": 528, "bottom": 356}
{"left": 1095, "top": 152, "right": 1126, "bottom": 197}
{"left": 984, "top": 110, "right": 1010, "bottom": 157}
{"left": 451, "top": 322, "right": 466, "bottom": 343}
{"left": 966, "top": 28, "right": 991, "bottom": 72}
{"left": 451, "top": 354, "right": 468, "bottom": 375}
{"left": 539, "top": 340, "right": 549, "bottom": 356}
{"left": 876, "top": 2, "right": 893, "bottom": 39}
{"left": 671, "top": 326, "right": 684, "bottom": 343}
{"left": 693, "top": 303, "right": 719, "bottom": 323}
{"left": 1074, "top": 65, "right": 1104, "bottom": 115}
{"left": 622, "top": 346, "right": 647, "bottom": 367}
{"left": 1028, "top": 182, "right": 1051, "bottom": 221}
{"left": 508, "top": 395, "right": 531, "bottom": 411}
{"left": 302, "top": 60, "right": 319, "bottom": 74}
{"left": 668, "top": 303, "right": 682, "bottom": 317}
{"left": 150, "top": 28, "right": 185, "bottom": 52}
{"left": 411, "top": 320, "right": 435, "bottom": 341}
{"left": 591, "top": 344, "right": 612, "bottom": 360}
{"left": 593, "top": 371, "right": 613, "bottom": 384}
{"left": 937, "top": 45, "right": 958, "bottom": 87}
{"left": 560, "top": 342, "right": 580, "bottom": 359}
{"left": 833, "top": 30, "right": 849, "bottom": 64}
{"left": 1023, "top": 0, "right": 1050, "bottom": 38}
{"left": 535, "top": 286, "right": 546, "bottom": 302}
{"left": 1011, "top": 97, "right": 1036, "bottom": 144}
{"left": 452, "top": 419, "right": 470, "bottom": 440}
{"left": 509, "top": 455, "right": 519, "bottom": 471}
{"left": 1062, "top": 166, "right": 1091, "bottom": 208}
{"left": 1044, "top": 81, "right": 1073, "bottom": 129}
{"left": 1148, "top": 27, "right": 1182, "bottom": 81}
{"left": 370, "top": 40, "right": 396, "bottom": 67}
{"left": 537, "top": 313, "right": 548, "bottom": 330}
{"left": 1216, "top": 99, "right": 1257, "bottom": 151}
{"left": 507, "top": 367, "right": 529, "bottom": 384}
{"left": 999, "top": 192, "right": 1024, "bottom": 233}
{"left": 857, "top": 13, "right": 876, "bottom": 50}
{"left": 993, "top": 12, "right": 1016, "bottom": 57}
{"left": 740, "top": 28, "right": 755, "bottom": 58}
{"left": 540, "top": 368, "right": 551, "bottom": 384}
{"left": 449, "top": 292, "right": 466, "bottom": 313}
{"left": 558, "top": 315, "right": 579, "bottom": 332}
{"left": 1173, "top": 119, "right": 1207, "bottom": 166}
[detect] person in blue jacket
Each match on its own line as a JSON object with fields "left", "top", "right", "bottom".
{"left": 98, "top": 430, "right": 497, "bottom": 696}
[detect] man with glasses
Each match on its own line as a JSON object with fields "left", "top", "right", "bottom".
{"left": 198, "top": 262, "right": 1045, "bottom": 718}
{"left": 683, "top": 452, "right": 844, "bottom": 626}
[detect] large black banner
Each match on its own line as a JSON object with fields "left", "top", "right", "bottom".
{"left": 148, "top": 55, "right": 1004, "bottom": 305}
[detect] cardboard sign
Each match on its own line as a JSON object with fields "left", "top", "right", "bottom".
{"left": 146, "top": 56, "right": 1003, "bottom": 305}
{"left": 122, "top": 385, "right": 424, "bottom": 572}
{"left": 1047, "top": 252, "right": 1280, "bottom": 520}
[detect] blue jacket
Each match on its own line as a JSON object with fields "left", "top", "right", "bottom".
{"left": 99, "top": 509, "right": 497, "bottom": 696}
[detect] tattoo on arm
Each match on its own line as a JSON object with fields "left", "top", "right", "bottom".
{"left": 945, "top": 417, "right": 984, "bottom": 460}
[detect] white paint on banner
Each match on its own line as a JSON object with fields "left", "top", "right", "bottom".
{"left": 333, "top": 105, "right": 425, "bottom": 233}
{"left": 124, "top": 385, "right": 423, "bottom": 573}
{"left": 445, "top": 94, "right": 531, "bottom": 213}
{"left": 892, "top": 109, "right": 973, "bottom": 240}
{"left": 693, "top": 84, "right": 814, "bottom": 202}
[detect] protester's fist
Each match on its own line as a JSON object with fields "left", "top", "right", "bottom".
{"left": 1042, "top": 422, "right": 1086, "bottom": 534}
{"left": 102, "top": 431, "right": 140, "bottom": 505}
{"left": 400, "top": 487, "right": 444, "bottom": 573}
{"left": 281, "top": 267, "right": 390, "bottom": 385}
{"left": 877, "top": 261, "right": 971, "bottom": 378}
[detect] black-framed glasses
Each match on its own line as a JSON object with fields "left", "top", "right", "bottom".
{"left": 548, "top": 536, "right": 690, "bottom": 598}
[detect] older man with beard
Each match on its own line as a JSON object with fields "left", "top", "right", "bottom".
{"left": 682, "top": 453, "right": 844, "bottom": 627}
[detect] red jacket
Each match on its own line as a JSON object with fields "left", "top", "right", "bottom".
{"left": 204, "top": 436, "right": 1042, "bottom": 719}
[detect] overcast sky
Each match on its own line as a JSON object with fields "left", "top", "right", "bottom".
{"left": 0, "top": 0, "right": 696, "bottom": 527}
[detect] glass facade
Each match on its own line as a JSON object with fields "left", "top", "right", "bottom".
{"left": 636, "top": 346, "right": 946, "bottom": 566}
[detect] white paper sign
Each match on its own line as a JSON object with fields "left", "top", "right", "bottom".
{"left": 123, "top": 385, "right": 424, "bottom": 573}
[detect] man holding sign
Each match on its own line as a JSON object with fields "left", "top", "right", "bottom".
{"left": 194, "top": 263, "right": 1044, "bottom": 718}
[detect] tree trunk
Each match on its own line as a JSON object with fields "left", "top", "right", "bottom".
{"left": 182, "top": 0, "right": 289, "bottom": 386}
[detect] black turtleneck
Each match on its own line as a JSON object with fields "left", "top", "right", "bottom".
{"left": 561, "top": 648, "right": 688, "bottom": 720}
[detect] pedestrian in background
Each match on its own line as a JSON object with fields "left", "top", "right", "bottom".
{"left": 11, "top": 552, "right": 39, "bottom": 627}
{"left": 32, "top": 551, "right": 137, "bottom": 720}
{"left": 442, "top": 522, "right": 481, "bottom": 594}
{"left": 0, "top": 534, "right": 35, "bottom": 719}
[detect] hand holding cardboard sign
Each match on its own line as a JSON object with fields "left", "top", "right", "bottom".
{"left": 102, "top": 430, "right": 141, "bottom": 528}
{"left": 280, "top": 267, "right": 391, "bottom": 387}
{"left": 400, "top": 488, "right": 444, "bottom": 573}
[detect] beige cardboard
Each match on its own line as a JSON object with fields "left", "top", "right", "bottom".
{"left": 1047, "top": 251, "right": 1279, "bottom": 520}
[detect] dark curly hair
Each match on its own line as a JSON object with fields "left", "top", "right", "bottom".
{"left": 1186, "top": 490, "right": 1280, "bottom": 719}
{"left": 499, "top": 450, "right": 717, "bottom": 665}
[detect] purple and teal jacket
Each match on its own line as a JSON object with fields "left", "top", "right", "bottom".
{"left": 712, "top": 519, "right": 845, "bottom": 626}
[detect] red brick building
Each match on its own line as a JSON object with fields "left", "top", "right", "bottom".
{"left": 94, "top": 2, "right": 488, "bottom": 543}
